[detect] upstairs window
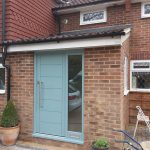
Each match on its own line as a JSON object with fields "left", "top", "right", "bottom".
{"left": 130, "top": 60, "right": 150, "bottom": 92}
{"left": 141, "top": 2, "right": 150, "bottom": 18}
{"left": 80, "top": 9, "right": 107, "bottom": 25}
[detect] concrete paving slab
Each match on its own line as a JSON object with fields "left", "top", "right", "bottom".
{"left": 0, "top": 145, "right": 35, "bottom": 150}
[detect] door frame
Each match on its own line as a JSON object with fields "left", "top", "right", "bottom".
{"left": 33, "top": 50, "right": 84, "bottom": 144}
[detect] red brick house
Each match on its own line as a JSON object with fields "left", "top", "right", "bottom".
{"left": 0, "top": 0, "right": 150, "bottom": 149}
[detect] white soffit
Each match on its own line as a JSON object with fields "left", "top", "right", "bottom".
{"left": 7, "top": 31, "right": 131, "bottom": 53}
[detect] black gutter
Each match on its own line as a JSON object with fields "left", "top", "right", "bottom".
{"left": 53, "top": 0, "right": 122, "bottom": 12}
{"left": 2, "top": 0, "right": 11, "bottom": 101}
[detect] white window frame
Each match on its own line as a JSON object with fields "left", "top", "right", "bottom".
{"left": 124, "top": 57, "right": 129, "bottom": 96}
{"left": 141, "top": 2, "right": 150, "bottom": 18}
{"left": 0, "top": 63, "right": 5, "bottom": 94}
{"left": 130, "top": 60, "right": 150, "bottom": 92}
{"left": 80, "top": 9, "right": 107, "bottom": 25}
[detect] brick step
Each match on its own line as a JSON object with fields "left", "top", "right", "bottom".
{"left": 16, "top": 141, "right": 75, "bottom": 150}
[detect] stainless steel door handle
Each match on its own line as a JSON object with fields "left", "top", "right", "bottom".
{"left": 37, "top": 81, "right": 43, "bottom": 108}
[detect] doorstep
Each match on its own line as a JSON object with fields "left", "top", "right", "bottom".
{"left": 16, "top": 141, "right": 75, "bottom": 150}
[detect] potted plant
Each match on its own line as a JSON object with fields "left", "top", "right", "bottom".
{"left": 0, "top": 100, "right": 20, "bottom": 146}
{"left": 92, "top": 138, "right": 110, "bottom": 150}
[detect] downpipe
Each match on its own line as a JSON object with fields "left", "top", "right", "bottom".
{"left": 2, "top": 44, "right": 11, "bottom": 101}
{"left": 2, "top": 0, "right": 11, "bottom": 101}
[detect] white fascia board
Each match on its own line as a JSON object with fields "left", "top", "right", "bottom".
{"left": 121, "top": 28, "right": 131, "bottom": 44}
{"left": 7, "top": 37, "right": 122, "bottom": 53}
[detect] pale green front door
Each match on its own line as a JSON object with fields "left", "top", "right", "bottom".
{"left": 34, "top": 51, "right": 84, "bottom": 143}
{"left": 35, "top": 53, "right": 66, "bottom": 136}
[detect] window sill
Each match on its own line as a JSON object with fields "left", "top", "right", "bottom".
{"left": 32, "top": 133, "right": 84, "bottom": 145}
{"left": 141, "top": 16, "right": 150, "bottom": 19}
{"left": 0, "top": 90, "right": 5, "bottom": 94}
{"left": 130, "top": 89, "right": 150, "bottom": 93}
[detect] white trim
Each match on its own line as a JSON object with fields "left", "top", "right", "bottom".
{"left": 0, "top": 90, "right": 5, "bottom": 94}
{"left": 141, "top": 2, "right": 150, "bottom": 18}
{"left": 0, "top": 64, "right": 4, "bottom": 68}
{"left": 131, "top": 60, "right": 150, "bottom": 71}
{"left": 130, "top": 89, "right": 150, "bottom": 92}
{"left": 124, "top": 57, "right": 129, "bottom": 96}
{"left": 0, "top": 63, "right": 5, "bottom": 94}
{"left": 130, "top": 60, "right": 150, "bottom": 92}
{"left": 7, "top": 37, "right": 123, "bottom": 53}
{"left": 80, "top": 9, "right": 107, "bottom": 25}
{"left": 121, "top": 33, "right": 130, "bottom": 44}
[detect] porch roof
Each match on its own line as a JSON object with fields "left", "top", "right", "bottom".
{"left": 3, "top": 24, "right": 131, "bottom": 46}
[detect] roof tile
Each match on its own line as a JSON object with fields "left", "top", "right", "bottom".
{"left": 3, "top": 24, "right": 131, "bottom": 46}
{"left": 54, "top": 0, "right": 121, "bottom": 10}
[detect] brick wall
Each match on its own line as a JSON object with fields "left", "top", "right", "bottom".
{"left": 5, "top": 0, "right": 56, "bottom": 40}
{"left": 60, "top": 3, "right": 150, "bottom": 53}
{"left": 7, "top": 53, "right": 34, "bottom": 135}
{"left": 120, "top": 38, "right": 130, "bottom": 129}
{"left": 84, "top": 46, "right": 125, "bottom": 148}
{"left": 129, "top": 51, "right": 150, "bottom": 124}
{"left": 60, "top": 2, "right": 150, "bottom": 125}
{"left": 0, "top": 1, "right": 148, "bottom": 149}
{"left": 1, "top": 45, "right": 127, "bottom": 150}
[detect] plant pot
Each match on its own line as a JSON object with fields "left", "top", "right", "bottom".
{"left": 0, "top": 124, "right": 20, "bottom": 146}
{"left": 92, "top": 146, "right": 109, "bottom": 150}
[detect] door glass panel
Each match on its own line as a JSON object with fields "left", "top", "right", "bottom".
{"left": 68, "top": 55, "right": 82, "bottom": 132}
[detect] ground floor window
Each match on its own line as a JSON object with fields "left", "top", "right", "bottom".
{"left": 0, "top": 56, "right": 5, "bottom": 94}
{"left": 130, "top": 60, "right": 150, "bottom": 92}
{"left": 34, "top": 51, "right": 84, "bottom": 144}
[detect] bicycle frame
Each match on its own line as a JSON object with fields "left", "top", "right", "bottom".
{"left": 113, "top": 129, "right": 144, "bottom": 150}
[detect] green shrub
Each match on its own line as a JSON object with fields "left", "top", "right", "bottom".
{"left": 93, "top": 138, "right": 110, "bottom": 149}
{"left": 0, "top": 100, "right": 19, "bottom": 127}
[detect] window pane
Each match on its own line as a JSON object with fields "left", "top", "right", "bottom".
{"left": 0, "top": 57, "right": 2, "bottom": 64}
{"left": 133, "top": 62, "right": 150, "bottom": 69}
{"left": 68, "top": 55, "right": 82, "bottom": 132}
{"left": 145, "top": 4, "right": 150, "bottom": 14}
{"left": 83, "top": 11, "right": 104, "bottom": 22}
{"left": 0, "top": 68, "right": 5, "bottom": 90}
{"left": 132, "top": 72, "right": 150, "bottom": 89}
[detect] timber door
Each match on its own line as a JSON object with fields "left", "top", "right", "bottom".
{"left": 35, "top": 53, "right": 66, "bottom": 137}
